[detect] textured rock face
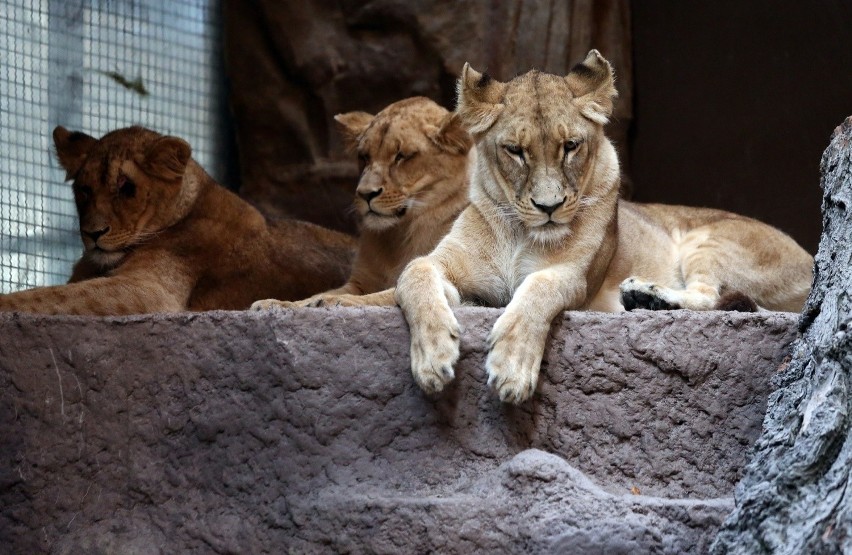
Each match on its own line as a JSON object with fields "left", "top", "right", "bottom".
{"left": 222, "top": 0, "right": 632, "bottom": 232}
{"left": 0, "top": 308, "right": 796, "bottom": 554}
{"left": 711, "top": 117, "right": 852, "bottom": 553}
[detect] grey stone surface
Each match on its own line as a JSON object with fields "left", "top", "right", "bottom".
{"left": 711, "top": 117, "right": 852, "bottom": 553}
{"left": 0, "top": 308, "right": 796, "bottom": 553}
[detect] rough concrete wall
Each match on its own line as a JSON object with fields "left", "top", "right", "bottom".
{"left": 1, "top": 308, "right": 796, "bottom": 554}
{"left": 222, "top": 0, "right": 632, "bottom": 232}
{"left": 710, "top": 117, "right": 852, "bottom": 553}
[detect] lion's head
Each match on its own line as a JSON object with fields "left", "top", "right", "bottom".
{"left": 335, "top": 97, "right": 473, "bottom": 231}
{"left": 455, "top": 50, "right": 619, "bottom": 244}
{"left": 53, "top": 125, "right": 194, "bottom": 267}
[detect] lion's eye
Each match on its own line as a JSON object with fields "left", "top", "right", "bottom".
{"left": 395, "top": 151, "right": 416, "bottom": 163}
{"left": 504, "top": 144, "right": 524, "bottom": 159}
{"left": 358, "top": 153, "right": 369, "bottom": 169}
{"left": 75, "top": 184, "right": 92, "bottom": 202}
{"left": 118, "top": 176, "right": 136, "bottom": 199}
{"left": 564, "top": 140, "right": 580, "bottom": 154}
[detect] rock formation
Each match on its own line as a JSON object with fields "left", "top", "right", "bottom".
{"left": 711, "top": 117, "right": 852, "bottom": 554}
{"left": 222, "top": 0, "right": 632, "bottom": 232}
{"left": 1, "top": 309, "right": 795, "bottom": 553}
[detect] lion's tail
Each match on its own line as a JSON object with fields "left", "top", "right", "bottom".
{"left": 714, "top": 291, "right": 758, "bottom": 312}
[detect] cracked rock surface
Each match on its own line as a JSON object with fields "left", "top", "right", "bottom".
{"left": 0, "top": 308, "right": 796, "bottom": 553}
{"left": 711, "top": 116, "right": 852, "bottom": 554}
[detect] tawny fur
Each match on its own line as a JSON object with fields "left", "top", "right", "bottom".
{"left": 0, "top": 126, "right": 355, "bottom": 315}
{"left": 253, "top": 97, "right": 472, "bottom": 310}
{"left": 395, "top": 50, "right": 814, "bottom": 404}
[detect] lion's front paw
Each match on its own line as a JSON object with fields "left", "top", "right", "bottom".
{"left": 619, "top": 277, "right": 679, "bottom": 311}
{"left": 409, "top": 309, "right": 461, "bottom": 395}
{"left": 485, "top": 311, "right": 546, "bottom": 404}
{"left": 250, "top": 298, "right": 299, "bottom": 311}
{"left": 309, "top": 293, "right": 364, "bottom": 307}
{"left": 254, "top": 294, "right": 351, "bottom": 309}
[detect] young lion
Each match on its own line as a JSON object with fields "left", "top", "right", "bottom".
{"left": 395, "top": 50, "right": 813, "bottom": 404}
{"left": 252, "top": 96, "right": 472, "bottom": 309}
{"left": 0, "top": 126, "right": 355, "bottom": 315}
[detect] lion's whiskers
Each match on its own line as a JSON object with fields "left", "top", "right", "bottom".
{"left": 578, "top": 196, "right": 600, "bottom": 211}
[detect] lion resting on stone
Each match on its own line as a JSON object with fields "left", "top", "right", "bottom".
{"left": 0, "top": 126, "right": 354, "bottom": 315}
{"left": 253, "top": 96, "right": 472, "bottom": 310}
{"left": 395, "top": 50, "right": 813, "bottom": 404}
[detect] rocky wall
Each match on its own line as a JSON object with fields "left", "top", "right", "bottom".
{"left": 0, "top": 308, "right": 796, "bottom": 553}
{"left": 222, "top": 0, "right": 632, "bottom": 232}
{"left": 710, "top": 119, "right": 852, "bottom": 554}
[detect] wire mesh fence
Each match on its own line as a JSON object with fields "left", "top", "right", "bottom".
{"left": 0, "top": 0, "right": 225, "bottom": 293}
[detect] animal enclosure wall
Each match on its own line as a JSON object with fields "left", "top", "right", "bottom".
{"left": 630, "top": 0, "right": 852, "bottom": 253}
{"left": 0, "top": 0, "right": 226, "bottom": 293}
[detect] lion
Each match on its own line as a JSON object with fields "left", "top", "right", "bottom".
{"left": 0, "top": 125, "right": 355, "bottom": 315}
{"left": 252, "top": 96, "right": 472, "bottom": 310}
{"left": 395, "top": 50, "right": 814, "bottom": 404}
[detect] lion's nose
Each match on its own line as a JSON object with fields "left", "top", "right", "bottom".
{"left": 358, "top": 188, "right": 383, "bottom": 203}
{"left": 84, "top": 227, "right": 110, "bottom": 241}
{"left": 532, "top": 197, "right": 566, "bottom": 216}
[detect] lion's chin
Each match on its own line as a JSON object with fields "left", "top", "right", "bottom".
{"left": 85, "top": 247, "right": 127, "bottom": 268}
{"left": 528, "top": 223, "right": 572, "bottom": 246}
{"left": 362, "top": 212, "right": 402, "bottom": 232}
{"left": 87, "top": 248, "right": 127, "bottom": 268}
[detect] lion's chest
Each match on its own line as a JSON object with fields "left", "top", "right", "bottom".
{"left": 473, "top": 242, "right": 545, "bottom": 307}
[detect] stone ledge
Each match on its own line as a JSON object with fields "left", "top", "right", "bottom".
{"left": 0, "top": 308, "right": 798, "bottom": 553}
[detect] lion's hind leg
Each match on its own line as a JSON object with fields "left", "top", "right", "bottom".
{"left": 620, "top": 277, "right": 688, "bottom": 310}
{"left": 619, "top": 275, "right": 742, "bottom": 311}
{"left": 619, "top": 222, "right": 766, "bottom": 312}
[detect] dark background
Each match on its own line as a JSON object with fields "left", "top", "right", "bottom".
{"left": 631, "top": 0, "right": 852, "bottom": 252}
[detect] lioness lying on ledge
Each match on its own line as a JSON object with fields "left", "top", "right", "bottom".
{"left": 396, "top": 50, "right": 813, "bottom": 404}
{"left": 253, "top": 96, "right": 472, "bottom": 310}
{"left": 0, "top": 126, "right": 354, "bottom": 315}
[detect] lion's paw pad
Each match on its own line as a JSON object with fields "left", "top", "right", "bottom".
{"left": 619, "top": 278, "right": 679, "bottom": 311}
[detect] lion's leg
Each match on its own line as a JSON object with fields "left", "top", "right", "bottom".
{"left": 0, "top": 269, "right": 191, "bottom": 315}
{"left": 620, "top": 228, "right": 729, "bottom": 311}
{"left": 620, "top": 219, "right": 810, "bottom": 312}
{"left": 396, "top": 257, "right": 462, "bottom": 394}
{"left": 619, "top": 275, "right": 721, "bottom": 311}
{"left": 307, "top": 288, "right": 398, "bottom": 307}
{"left": 487, "top": 268, "right": 585, "bottom": 404}
{"left": 251, "top": 282, "right": 363, "bottom": 310}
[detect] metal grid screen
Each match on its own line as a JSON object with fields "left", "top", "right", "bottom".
{"left": 0, "top": 0, "right": 224, "bottom": 293}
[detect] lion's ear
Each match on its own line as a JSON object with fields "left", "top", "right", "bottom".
{"left": 334, "top": 111, "right": 374, "bottom": 148}
{"left": 53, "top": 126, "right": 97, "bottom": 180}
{"left": 565, "top": 49, "right": 618, "bottom": 125}
{"left": 142, "top": 136, "right": 191, "bottom": 181}
{"left": 426, "top": 113, "right": 473, "bottom": 155}
{"left": 455, "top": 63, "right": 506, "bottom": 135}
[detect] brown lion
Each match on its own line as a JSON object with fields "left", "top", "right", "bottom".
{"left": 253, "top": 96, "right": 472, "bottom": 309}
{"left": 395, "top": 51, "right": 813, "bottom": 404}
{"left": 0, "top": 126, "right": 354, "bottom": 315}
